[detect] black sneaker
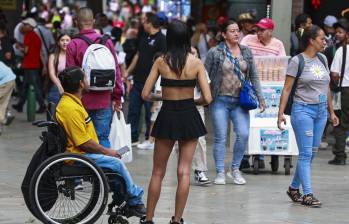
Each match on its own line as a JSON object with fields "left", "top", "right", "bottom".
{"left": 194, "top": 170, "right": 211, "bottom": 186}
{"left": 239, "top": 159, "right": 250, "bottom": 170}
{"left": 128, "top": 204, "right": 146, "bottom": 218}
{"left": 4, "top": 115, "right": 15, "bottom": 126}
{"left": 140, "top": 216, "right": 154, "bottom": 224}
{"left": 12, "top": 104, "right": 23, "bottom": 113}
{"left": 328, "top": 157, "right": 346, "bottom": 165}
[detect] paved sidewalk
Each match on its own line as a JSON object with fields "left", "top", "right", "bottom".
{"left": 1, "top": 111, "right": 349, "bottom": 224}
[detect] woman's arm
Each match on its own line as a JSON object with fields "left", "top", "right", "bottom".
{"left": 195, "top": 59, "right": 212, "bottom": 105}
{"left": 277, "top": 75, "right": 296, "bottom": 130}
{"left": 327, "top": 88, "right": 339, "bottom": 127}
{"left": 48, "top": 54, "right": 64, "bottom": 94}
{"left": 142, "top": 58, "right": 160, "bottom": 101}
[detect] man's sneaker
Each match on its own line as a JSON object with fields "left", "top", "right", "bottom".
{"left": 75, "top": 184, "right": 84, "bottom": 191}
{"left": 194, "top": 170, "right": 211, "bottom": 185}
{"left": 137, "top": 140, "right": 154, "bottom": 150}
{"left": 214, "top": 172, "right": 226, "bottom": 185}
{"left": 239, "top": 159, "right": 250, "bottom": 170}
{"left": 132, "top": 141, "right": 140, "bottom": 147}
{"left": 319, "top": 141, "right": 328, "bottom": 149}
{"left": 128, "top": 204, "right": 146, "bottom": 218}
{"left": 140, "top": 216, "right": 154, "bottom": 224}
{"left": 4, "top": 114, "right": 15, "bottom": 126}
{"left": 328, "top": 157, "right": 346, "bottom": 165}
{"left": 227, "top": 169, "right": 246, "bottom": 185}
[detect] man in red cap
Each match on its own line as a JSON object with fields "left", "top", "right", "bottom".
{"left": 240, "top": 18, "right": 286, "bottom": 170}
{"left": 241, "top": 18, "right": 286, "bottom": 56}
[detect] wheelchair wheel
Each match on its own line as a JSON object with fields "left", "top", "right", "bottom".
{"left": 29, "top": 153, "right": 109, "bottom": 223}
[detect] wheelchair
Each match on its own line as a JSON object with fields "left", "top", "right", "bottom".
{"left": 26, "top": 104, "right": 139, "bottom": 224}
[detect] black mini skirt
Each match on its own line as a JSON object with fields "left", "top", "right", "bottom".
{"left": 151, "top": 98, "right": 207, "bottom": 140}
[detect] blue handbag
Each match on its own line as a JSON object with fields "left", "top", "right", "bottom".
{"left": 224, "top": 44, "right": 258, "bottom": 110}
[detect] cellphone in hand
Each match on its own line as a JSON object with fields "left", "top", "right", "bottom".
{"left": 117, "top": 146, "right": 130, "bottom": 156}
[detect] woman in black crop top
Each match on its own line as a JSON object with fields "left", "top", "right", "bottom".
{"left": 140, "top": 20, "right": 212, "bottom": 224}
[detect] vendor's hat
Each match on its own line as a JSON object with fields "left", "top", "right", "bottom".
{"left": 22, "top": 18, "right": 37, "bottom": 27}
{"left": 324, "top": 15, "right": 337, "bottom": 27}
{"left": 255, "top": 18, "right": 274, "bottom": 30}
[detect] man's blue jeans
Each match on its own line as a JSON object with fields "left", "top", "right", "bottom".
{"left": 290, "top": 102, "right": 328, "bottom": 195}
{"left": 210, "top": 96, "right": 250, "bottom": 173}
{"left": 127, "top": 81, "right": 152, "bottom": 142}
{"left": 84, "top": 153, "right": 144, "bottom": 205}
{"left": 87, "top": 107, "right": 112, "bottom": 148}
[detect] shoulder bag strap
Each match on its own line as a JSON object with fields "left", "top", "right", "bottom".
{"left": 290, "top": 54, "right": 304, "bottom": 94}
{"left": 37, "top": 27, "right": 49, "bottom": 55}
{"left": 339, "top": 45, "right": 347, "bottom": 89}
{"left": 99, "top": 34, "right": 110, "bottom": 45}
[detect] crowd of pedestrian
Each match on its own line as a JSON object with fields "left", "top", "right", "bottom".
{"left": 1, "top": 2, "right": 349, "bottom": 223}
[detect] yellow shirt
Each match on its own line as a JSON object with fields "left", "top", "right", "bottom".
{"left": 56, "top": 92, "right": 99, "bottom": 154}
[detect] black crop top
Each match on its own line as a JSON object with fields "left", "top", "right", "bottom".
{"left": 160, "top": 77, "right": 196, "bottom": 87}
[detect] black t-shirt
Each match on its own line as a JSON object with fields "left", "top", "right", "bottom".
{"left": 133, "top": 31, "right": 166, "bottom": 83}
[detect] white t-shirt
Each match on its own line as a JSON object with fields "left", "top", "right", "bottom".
{"left": 331, "top": 45, "right": 349, "bottom": 87}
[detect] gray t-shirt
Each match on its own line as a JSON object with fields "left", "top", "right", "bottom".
{"left": 286, "top": 53, "right": 330, "bottom": 104}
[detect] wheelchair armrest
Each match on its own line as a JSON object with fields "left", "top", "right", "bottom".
{"left": 32, "top": 120, "right": 47, "bottom": 126}
{"left": 37, "top": 121, "right": 59, "bottom": 128}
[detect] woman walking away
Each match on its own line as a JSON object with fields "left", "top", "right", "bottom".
{"left": 278, "top": 25, "right": 339, "bottom": 207}
{"left": 205, "top": 20, "right": 265, "bottom": 185}
{"left": 47, "top": 31, "right": 71, "bottom": 105}
{"left": 140, "top": 20, "right": 212, "bottom": 224}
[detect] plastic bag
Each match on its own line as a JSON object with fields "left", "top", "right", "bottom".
{"left": 109, "top": 111, "right": 133, "bottom": 163}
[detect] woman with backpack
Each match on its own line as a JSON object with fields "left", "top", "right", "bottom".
{"left": 277, "top": 25, "right": 339, "bottom": 207}
{"left": 47, "top": 31, "right": 71, "bottom": 105}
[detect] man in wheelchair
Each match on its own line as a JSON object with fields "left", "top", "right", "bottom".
{"left": 55, "top": 66, "right": 146, "bottom": 217}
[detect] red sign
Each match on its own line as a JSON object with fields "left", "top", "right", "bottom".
{"left": 311, "top": 0, "right": 321, "bottom": 9}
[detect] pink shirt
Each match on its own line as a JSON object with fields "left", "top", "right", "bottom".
{"left": 66, "top": 29, "right": 123, "bottom": 110}
{"left": 240, "top": 34, "right": 286, "bottom": 56}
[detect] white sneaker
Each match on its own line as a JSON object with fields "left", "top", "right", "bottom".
{"left": 214, "top": 172, "right": 226, "bottom": 185}
{"left": 137, "top": 140, "right": 154, "bottom": 150}
{"left": 227, "top": 169, "right": 246, "bottom": 185}
{"left": 319, "top": 141, "right": 328, "bottom": 149}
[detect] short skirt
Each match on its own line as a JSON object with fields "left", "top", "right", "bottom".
{"left": 151, "top": 98, "right": 207, "bottom": 140}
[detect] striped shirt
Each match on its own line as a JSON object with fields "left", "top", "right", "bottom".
{"left": 240, "top": 34, "right": 286, "bottom": 56}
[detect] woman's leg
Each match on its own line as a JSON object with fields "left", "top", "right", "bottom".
{"left": 210, "top": 97, "right": 229, "bottom": 174}
{"left": 290, "top": 104, "right": 315, "bottom": 195}
{"left": 174, "top": 139, "right": 198, "bottom": 222}
{"left": 145, "top": 138, "right": 175, "bottom": 221}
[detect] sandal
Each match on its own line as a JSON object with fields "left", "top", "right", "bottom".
{"left": 140, "top": 216, "right": 154, "bottom": 224}
{"left": 169, "top": 216, "right": 184, "bottom": 224}
{"left": 302, "top": 194, "right": 322, "bottom": 208}
{"left": 286, "top": 187, "right": 303, "bottom": 203}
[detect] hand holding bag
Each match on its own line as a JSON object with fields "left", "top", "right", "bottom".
{"left": 109, "top": 111, "right": 133, "bottom": 163}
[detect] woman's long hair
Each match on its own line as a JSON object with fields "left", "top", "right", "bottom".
{"left": 164, "top": 20, "right": 191, "bottom": 78}
{"left": 50, "top": 31, "right": 70, "bottom": 76}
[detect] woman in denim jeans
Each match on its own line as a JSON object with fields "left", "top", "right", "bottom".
{"left": 278, "top": 25, "right": 339, "bottom": 207}
{"left": 205, "top": 20, "right": 265, "bottom": 185}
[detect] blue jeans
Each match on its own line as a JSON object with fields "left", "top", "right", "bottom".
{"left": 47, "top": 85, "right": 61, "bottom": 105}
{"left": 84, "top": 153, "right": 144, "bottom": 205}
{"left": 127, "top": 81, "right": 152, "bottom": 142}
{"left": 210, "top": 96, "right": 250, "bottom": 173}
{"left": 87, "top": 107, "right": 113, "bottom": 148}
{"left": 290, "top": 102, "right": 328, "bottom": 195}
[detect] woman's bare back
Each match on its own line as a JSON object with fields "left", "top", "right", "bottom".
{"left": 157, "top": 54, "right": 201, "bottom": 100}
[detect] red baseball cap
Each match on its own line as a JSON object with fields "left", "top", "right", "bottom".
{"left": 256, "top": 18, "right": 274, "bottom": 30}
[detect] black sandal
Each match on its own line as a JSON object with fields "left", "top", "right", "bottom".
{"left": 302, "top": 194, "right": 322, "bottom": 208}
{"left": 286, "top": 187, "right": 303, "bottom": 203}
{"left": 169, "top": 216, "right": 184, "bottom": 224}
{"left": 140, "top": 216, "right": 154, "bottom": 224}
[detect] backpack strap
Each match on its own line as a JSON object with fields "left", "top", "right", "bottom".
{"left": 74, "top": 35, "right": 95, "bottom": 45}
{"left": 316, "top": 52, "right": 328, "bottom": 71}
{"left": 296, "top": 53, "right": 305, "bottom": 78}
{"left": 338, "top": 45, "right": 347, "bottom": 89}
{"left": 99, "top": 34, "right": 110, "bottom": 45}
